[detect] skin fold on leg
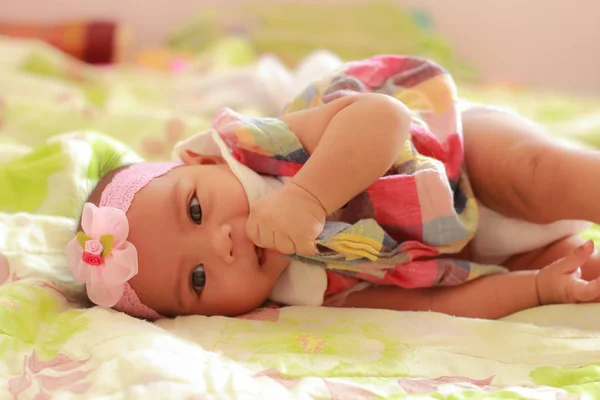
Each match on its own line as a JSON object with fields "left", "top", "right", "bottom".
{"left": 461, "top": 106, "right": 600, "bottom": 280}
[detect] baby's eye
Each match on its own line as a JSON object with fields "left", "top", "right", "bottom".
{"left": 191, "top": 265, "right": 206, "bottom": 292}
{"left": 188, "top": 194, "right": 202, "bottom": 224}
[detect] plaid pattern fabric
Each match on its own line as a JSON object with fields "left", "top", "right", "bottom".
{"left": 212, "top": 55, "right": 506, "bottom": 290}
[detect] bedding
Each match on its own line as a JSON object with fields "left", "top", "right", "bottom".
{"left": 2, "top": 37, "right": 600, "bottom": 399}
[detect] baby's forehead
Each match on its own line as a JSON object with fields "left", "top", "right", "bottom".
{"left": 130, "top": 175, "right": 170, "bottom": 209}
{"left": 125, "top": 167, "right": 183, "bottom": 226}
{"left": 101, "top": 162, "right": 184, "bottom": 212}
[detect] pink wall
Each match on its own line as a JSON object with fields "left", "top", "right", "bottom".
{"left": 2, "top": 0, "right": 599, "bottom": 94}
{"left": 401, "top": 0, "right": 600, "bottom": 95}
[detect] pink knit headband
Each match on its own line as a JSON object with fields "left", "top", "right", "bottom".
{"left": 66, "top": 162, "right": 182, "bottom": 320}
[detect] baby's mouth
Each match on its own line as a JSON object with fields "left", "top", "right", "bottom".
{"left": 255, "top": 246, "right": 265, "bottom": 265}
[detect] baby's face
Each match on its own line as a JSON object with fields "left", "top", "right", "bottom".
{"left": 124, "top": 158, "right": 289, "bottom": 317}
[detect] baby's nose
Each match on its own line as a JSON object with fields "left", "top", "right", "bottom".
{"left": 211, "top": 224, "right": 235, "bottom": 264}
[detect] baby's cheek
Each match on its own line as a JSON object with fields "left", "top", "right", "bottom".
{"left": 226, "top": 272, "right": 273, "bottom": 310}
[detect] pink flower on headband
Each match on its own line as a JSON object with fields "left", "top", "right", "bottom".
{"left": 84, "top": 239, "right": 103, "bottom": 255}
{"left": 81, "top": 252, "right": 103, "bottom": 266}
{"left": 66, "top": 203, "right": 138, "bottom": 308}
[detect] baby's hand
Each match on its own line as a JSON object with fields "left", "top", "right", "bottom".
{"left": 246, "top": 182, "right": 327, "bottom": 255}
{"left": 536, "top": 241, "right": 600, "bottom": 305}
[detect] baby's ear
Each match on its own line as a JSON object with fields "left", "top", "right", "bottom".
{"left": 179, "top": 150, "right": 225, "bottom": 166}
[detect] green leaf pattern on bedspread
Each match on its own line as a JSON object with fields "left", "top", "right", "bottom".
{"left": 212, "top": 312, "right": 413, "bottom": 378}
{"left": 2, "top": 36, "right": 600, "bottom": 399}
{"left": 0, "top": 282, "right": 89, "bottom": 361}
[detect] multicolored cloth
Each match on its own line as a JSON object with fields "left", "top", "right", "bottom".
{"left": 212, "top": 55, "right": 506, "bottom": 289}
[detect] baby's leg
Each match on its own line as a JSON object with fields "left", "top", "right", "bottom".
{"left": 504, "top": 235, "right": 600, "bottom": 281}
{"left": 462, "top": 105, "right": 600, "bottom": 225}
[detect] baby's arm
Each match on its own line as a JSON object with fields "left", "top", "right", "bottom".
{"left": 343, "top": 241, "right": 600, "bottom": 319}
{"left": 344, "top": 270, "right": 539, "bottom": 319}
{"left": 247, "top": 94, "right": 411, "bottom": 254}
{"left": 280, "top": 93, "right": 411, "bottom": 214}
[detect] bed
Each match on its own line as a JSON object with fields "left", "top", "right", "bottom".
{"left": 2, "top": 35, "right": 600, "bottom": 399}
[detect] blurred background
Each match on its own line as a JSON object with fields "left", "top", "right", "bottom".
{"left": 3, "top": 0, "right": 599, "bottom": 94}
{"left": 1, "top": 0, "right": 600, "bottom": 162}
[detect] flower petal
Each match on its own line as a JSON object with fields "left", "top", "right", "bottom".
{"left": 87, "top": 268, "right": 124, "bottom": 308}
{"left": 88, "top": 207, "right": 129, "bottom": 246}
{"left": 75, "top": 261, "right": 92, "bottom": 283}
{"left": 101, "top": 243, "right": 138, "bottom": 284}
{"left": 66, "top": 238, "right": 91, "bottom": 283}
{"left": 80, "top": 203, "right": 97, "bottom": 236}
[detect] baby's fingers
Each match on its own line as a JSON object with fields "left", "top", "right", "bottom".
{"left": 258, "top": 226, "right": 277, "bottom": 251}
{"left": 246, "top": 217, "right": 261, "bottom": 247}
{"left": 293, "top": 238, "right": 317, "bottom": 256}
{"left": 553, "top": 241, "right": 595, "bottom": 275}
{"left": 246, "top": 216, "right": 275, "bottom": 250}
{"left": 274, "top": 232, "right": 296, "bottom": 255}
{"left": 570, "top": 275, "right": 600, "bottom": 303}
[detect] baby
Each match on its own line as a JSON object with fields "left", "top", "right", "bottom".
{"left": 67, "top": 55, "right": 600, "bottom": 321}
